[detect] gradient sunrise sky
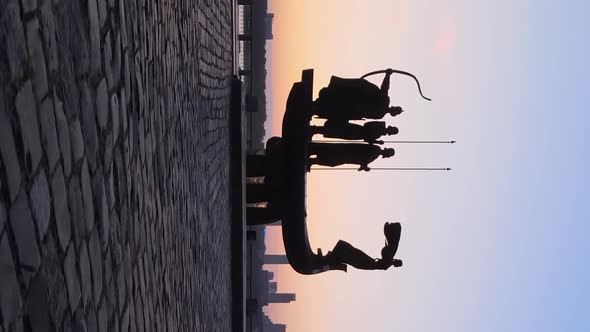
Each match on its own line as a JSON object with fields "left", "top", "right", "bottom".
{"left": 263, "top": 1, "right": 590, "bottom": 331}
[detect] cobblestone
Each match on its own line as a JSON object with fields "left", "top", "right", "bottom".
{"left": 29, "top": 169, "right": 51, "bottom": 240}
{"left": 0, "top": 233, "right": 21, "bottom": 330}
{"left": 0, "top": 107, "right": 22, "bottom": 203}
{"left": 26, "top": 18, "right": 49, "bottom": 100}
{"left": 10, "top": 193, "right": 41, "bottom": 277}
{"left": 51, "top": 165, "right": 71, "bottom": 251}
{"left": 1, "top": 0, "right": 236, "bottom": 330}
{"left": 64, "top": 244, "right": 81, "bottom": 312}
{"left": 24, "top": 274, "right": 51, "bottom": 332}
{"left": 79, "top": 241, "right": 92, "bottom": 308}
{"left": 54, "top": 96, "right": 72, "bottom": 177}
{"left": 70, "top": 118, "right": 85, "bottom": 164}
{"left": 15, "top": 81, "right": 43, "bottom": 173}
{"left": 38, "top": 97, "right": 61, "bottom": 171}
{"left": 1, "top": 3, "right": 28, "bottom": 82}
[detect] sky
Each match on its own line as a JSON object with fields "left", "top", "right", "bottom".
{"left": 262, "top": 1, "right": 590, "bottom": 331}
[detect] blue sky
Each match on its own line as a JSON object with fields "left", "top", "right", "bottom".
{"left": 265, "top": 1, "right": 590, "bottom": 331}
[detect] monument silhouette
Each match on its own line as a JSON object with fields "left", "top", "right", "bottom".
{"left": 245, "top": 69, "right": 435, "bottom": 274}
{"left": 311, "top": 120, "right": 399, "bottom": 144}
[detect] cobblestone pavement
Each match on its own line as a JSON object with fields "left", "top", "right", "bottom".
{"left": 0, "top": 0, "right": 235, "bottom": 330}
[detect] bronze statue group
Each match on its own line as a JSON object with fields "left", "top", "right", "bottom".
{"left": 308, "top": 68, "right": 431, "bottom": 271}
{"left": 249, "top": 68, "right": 432, "bottom": 272}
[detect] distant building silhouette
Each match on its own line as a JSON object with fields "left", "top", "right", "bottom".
{"left": 262, "top": 313, "right": 286, "bottom": 332}
{"left": 264, "top": 254, "right": 289, "bottom": 264}
{"left": 269, "top": 281, "right": 277, "bottom": 293}
{"left": 264, "top": 13, "right": 274, "bottom": 39}
{"left": 268, "top": 293, "right": 296, "bottom": 304}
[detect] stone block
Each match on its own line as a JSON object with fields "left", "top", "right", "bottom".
{"left": 97, "top": 0, "right": 107, "bottom": 29}
{"left": 92, "top": 173, "right": 110, "bottom": 250}
{"left": 21, "top": 0, "right": 37, "bottom": 13}
{"left": 103, "top": 32, "right": 113, "bottom": 90}
{"left": 111, "top": 93, "right": 119, "bottom": 143}
{"left": 89, "top": 230, "right": 103, "bottom": 307}
{"left": 0, "top": 108, "right": 22, "bottom": 202}
{"left": 54, "top": 96, "right": 72, "bottom": 177}
{"left": 9, "top": 192, "right": 41, "bottom": 276}
{"left": 0, "top": 233, "right": 22, "bottom": 330}
{"left": 68, "top": 174, "right": 84, "bottom": 248}
{"left": 63, "top": 244, "right": 81, "bottom": 311}
{"left": 88, "top": 0, "right": 102, "bottom": 75}
{"left": 39, "top": 1, "right": 58, "bottom": 72}
{"left": 38, "top": 96, "right": 61, "bottom": 171}
{"left": 96, "top": 79, "right": 109, "bottom": 130}
{"left": 26, "top": 18, "right": 49, "bottom": 100}
{"left": 50, "top": 164, "right": 71, "bottom": 251}
{"left": 80, "top": 82, "right": 99, "bottom": 170}
{"left": 24, "top": 274, "right": 51, "bottom": 332}
{"left": 1, "top": 3, "right": 28, "bottom": 81}
{"left": 0, "top": 199, "right": 5, "bottom": 236}
{"left": 78, "top": 241, "right": 92, "bottom": 308}
{"left": 97, "top": 299, "right": 107, "bottom": 332}
{"left": 69, "top": 118, "right": 85, "bottom": 164}
{"left": 15, "top": 81, "right": 43, "bottom": 173}
{"left": 29, "top": 168, "right": 51, "bottom": 240}
{"left": 120, "top": 89, "right": 128, "bottom": 134}
{"left": 81, "top": 159, "right": 95, "bottom": 233}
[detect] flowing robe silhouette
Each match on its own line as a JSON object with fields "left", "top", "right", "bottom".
{"left": 324, "top": 223, "right": 402, "bottom": 270}
{"left": 314, "top": 74, "right": 391, "bottom": 120}
{"left": 314, "top": 120, "right": 391, "bottom": 143}
{"left": 309, "top": 142, "right": 383, "bottom": 170}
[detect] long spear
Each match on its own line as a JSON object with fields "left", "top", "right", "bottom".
{"left": 314, "top": 140, "right": 456, "bottom": 144}
{"left": 310, "top": 167, "right": 451, "bottom": 171}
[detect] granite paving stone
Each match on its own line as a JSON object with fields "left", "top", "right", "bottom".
{"left": 50, "top": 165, "right": 71, "bottom": 251}
{"left": 40, "top": 232, "right": 68, "bottom": 327}
{"left": 29, "top": 169, "right": 51, "bottom": 241}
{"left": 80, "top": 81, "right": 99, "bottom": 170}
{"left": 78, "top": 241, "right": 92, "bottom": 308}
{"left": 0, "top": 198, "right": 5, "bottom": 236}
{"left": 1, "top": 0, "right": 235, "bottom": 329}
{"left": 39, "top": 1, "right": 59, "bottom": 73}
{"left": 24, "top": 274, "right": 51, "bottom": 332}
{"left": 0, "top": 233, "right": 21, "bottom": 330}
{"left": 25, "top": 18, "right": 49, "bottom": 100}
{"left": 21, "top": 0, "right": 37, "bottom": 14}
{"left": 1, "top": 3, "right": 28, "bottom": 82}
{"left": 111, "top": 94, "right": 120, "bottom": 143}
{"left": 87, "top": 307, "right": 98, "bottom": 332}
{"left": 64, "top": 244, "right": 81, "bottom": 311}
{"left": 0, "top": 108, "right": 22, "bottom": 203}
{"left": 68, "top": 175, "right": 84, "bottom": 248}
{"left": 9, "top": 193, "right": 41, "bottom": 275}
{"left": 88, "top": 230, "right": 103, "bottom": 307}
{"left": 81, "top": 159, "right": 95, "bottom": 233}
{"left": 88, "top": 0, "right": 102, "bottom": 75}
{"left": 97, "top": 0, "right": 107, "bottom": 29}
{"left": 92, "top": 175, "right": 110, "bottom": 250}
{"left": 103, "top": 31, "right": 113, "bottom": 90}
{"left": 38, "top": 96, "right": 61, "bottom": 171}
{"left": 69, "top": 118, "right": 85, "bottom": 164}
{"left": 97, "top": 300, "right": 107, "bottom": 332}
{"left": 54, "top": 96, "right": 72, "bottom": 177}
{"left": 15, "top": 81, "right": 43, "bottom": 173}
{"left": 96, "top": 79, "right": 109, "bottom": 131}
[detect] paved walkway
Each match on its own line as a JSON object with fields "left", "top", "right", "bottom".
{"left": 0, "top": 0, "right": 235, "bottom": 331}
